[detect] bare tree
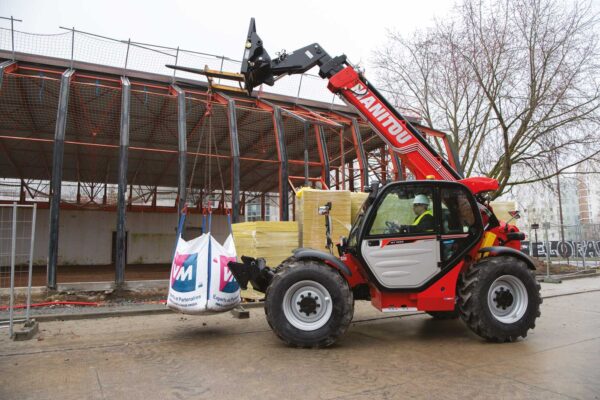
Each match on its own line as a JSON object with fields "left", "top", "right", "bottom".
{"left": 373, "top": 0, "right": 600, "bottom": 197}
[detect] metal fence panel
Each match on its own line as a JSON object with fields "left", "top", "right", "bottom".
{"left": 0, "top": 203, "right": 36, "bottom": 338}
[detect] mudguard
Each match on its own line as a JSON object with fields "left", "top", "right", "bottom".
{"left": 292, "top": 248, "right": 353, "bottom": 277}
{"left": 478, "top": 247, "right": 537, "bottom": 270}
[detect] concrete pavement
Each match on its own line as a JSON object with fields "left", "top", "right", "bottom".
{"left": 1, "top": 276, "right": 599, "bottom": 399}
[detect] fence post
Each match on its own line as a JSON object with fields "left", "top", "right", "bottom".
{"left": 122, "top": 38, "right": 131, "bottom": 76}
{"left": 544, "top": 222, "right": 552, "bottom": 277}
{"left": 2, "top": 16, "right": 23, "bottom": 61}
{"left": 218, "top": 56, "right": 225, "bottom": 84}
{"left": 542, "top": 222, "right": 561, "bottom": 283}
{"left": 581, "top": 225, "right": 587, "bottom": 271}
{"left": 172, "top": 46, "right": 179, "bottom": 83}
{"left": 70, "top": 27, "right": 75, "bottom": 69}
{"left": 330, "top": 93, "right": 336, "bottom": 110}
{"left": 25, "top": 204, "right": 37, "bottom": 323}
{"left": 9, "top": 203, "right": 17, "bottom": 338}
{"left": 295, "top": 74, "right": 303, "bottom": 103}
{"left": 10, "top": 16, "right": 15, "bottom": 61}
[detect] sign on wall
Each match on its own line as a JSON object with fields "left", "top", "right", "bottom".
{"left": 521, "top": 241, "right": 600, "bottom": 258}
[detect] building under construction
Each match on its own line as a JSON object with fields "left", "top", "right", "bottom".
{"left": 0, "top": 23, "right": 459, "bottom": 288}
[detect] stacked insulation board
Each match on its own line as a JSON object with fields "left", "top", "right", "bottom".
{"left": 232, "top": 190, "right": 368, "bottom": 300}
{"left": 232, "top": 221, "right": 298, "bottom": 267}
{"left": 296, "top": 188, "right": 352, "bottom": 253}
{"left": 232, "top": 221, "right": 298, "bottom": 300}
{"left": 350, "top": 192, "right": 369, "bottom": 223}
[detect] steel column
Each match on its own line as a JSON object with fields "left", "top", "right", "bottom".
{"left": 222, "top": 94, "right": 241, "bottom": 222}
{"left": 303, "top": 123, "right": 309, "bottom": 186}
{"left": 317, "top": 126, "right": 330, "bottom": 188}
{"left": 350, "top": 118, "right": 368, "bottom": 189}
{"left": 47, "top": 68, "right": 74, "bottom": 289}
{"left": 172, "top": 85, "right": 187, "bottom": 215}
{"left": 115, "top": 76, "right": 130, "bottom": 286}
{"left": 0, "top": 60, "right": 16, "bottom": 89}
{"left": 273, "top": 106, "right": 289, "bottom": 221}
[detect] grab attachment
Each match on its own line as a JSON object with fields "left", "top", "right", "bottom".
{"left": 240, "top": 18, "right": 347, "bottom": 95}
{"left": 227, "top": 255, "right": 275, "bottom": 293}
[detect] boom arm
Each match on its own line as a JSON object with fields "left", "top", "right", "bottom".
{"left": 242, "top": 18, "right": 462, "bottom": 181}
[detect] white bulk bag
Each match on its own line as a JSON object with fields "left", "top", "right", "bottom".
{"left": 167, "top": 232, "right": 240, "bottom": 314}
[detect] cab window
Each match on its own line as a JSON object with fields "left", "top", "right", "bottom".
{"left": 440, "top": 186, "right": 480, "bottom": 262}
{"left": 368, "top": 185, "right": 435, "bottom": 236}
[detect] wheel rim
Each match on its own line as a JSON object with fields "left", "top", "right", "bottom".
{"left": 487, "top": 274, "right": 528, "bottom": 324}
{"left": 282, "top": 280, "right": 333, "bottom": 331}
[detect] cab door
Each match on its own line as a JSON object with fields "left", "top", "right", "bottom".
{"left": 360, "top": 182, "right": 441, "bottom": 289}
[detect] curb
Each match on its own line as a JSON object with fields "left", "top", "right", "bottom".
{"left": 32, "top": 301, "right": 265, "bottom": 322}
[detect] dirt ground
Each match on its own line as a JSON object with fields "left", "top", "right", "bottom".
{"left": 2, "top": 264, "right": 171, "bottom": 287}
{"left": 1, "top": 289, "right": 599, "bottom": 400}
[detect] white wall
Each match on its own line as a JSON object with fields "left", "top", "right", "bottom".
{"left": 22, "top": 208, "right": 228, "bottom": 266}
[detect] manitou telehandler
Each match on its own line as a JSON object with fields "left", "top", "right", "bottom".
{"left": 175, "top": 19, "right": 542, "bottom": 348}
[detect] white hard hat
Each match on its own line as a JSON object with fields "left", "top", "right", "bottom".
{"left": 413, "top": 194, "right": 429, "bottom": 206}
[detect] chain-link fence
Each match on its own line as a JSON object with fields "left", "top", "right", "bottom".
{"left": 0, "top": 203, "right": 37, "bottom": 338}
{"left": 0, "top": 16, "right": 344, "bottom": 105}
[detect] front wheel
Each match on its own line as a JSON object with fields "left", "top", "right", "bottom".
{"left": 458, "top": 255, "right": 541, "bottom": 342}
{"left": 265, "top": 260, "right": 354, "bottom": 348}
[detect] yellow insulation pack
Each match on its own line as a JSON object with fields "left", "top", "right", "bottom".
{"left": 232, "top": 221, "right": 298, "bottom": 301}
{"left": 296, "top": 188, "right": 352, "bottom": 253}
{"left": 350, "top": 192, "right": 369, "bottom": 223}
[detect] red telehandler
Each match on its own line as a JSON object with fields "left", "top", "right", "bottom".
{"left": 226, "top": 19, "right": 540, "bottom": 348}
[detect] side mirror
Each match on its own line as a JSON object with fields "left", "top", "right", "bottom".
{"left": 508, "top": 210, "right": 521, "bottom": 219}
{"left": 318, "top": 202, "right": 332, "bottom": 216}
{"left": 337, "top": 236, "right": 348, "bottom": 257}
{"left": 505, "top": 210, "right": 521, "bottom": 231}
{"left": 340, "top": 236, "right": 348, "bottom": 247}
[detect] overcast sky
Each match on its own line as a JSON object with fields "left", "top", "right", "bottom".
{"left": 1, "top": 0, "right": 456, "bottom": 70}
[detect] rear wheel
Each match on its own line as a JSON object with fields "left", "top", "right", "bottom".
{"left": 265, "top": 260, "right": 354, "bottom": 348}
{"left": 458, "top": 255, "right": 541, "bottom": 342}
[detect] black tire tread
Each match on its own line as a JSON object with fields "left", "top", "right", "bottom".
{"left": 458, "top": 255, "right": 542, "bottom": 342}
{"left": 264, "top": 260, "right": 354, "bottom": 348}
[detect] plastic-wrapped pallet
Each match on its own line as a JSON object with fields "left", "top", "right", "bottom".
{"left": 350, "top": 192, "right": 369, "bottom": 223}
{"left": 232, "top": 221, "right": 298, "bottom": 300}
{"left": 296, "top": 188, "right": 352, "bottom": 253}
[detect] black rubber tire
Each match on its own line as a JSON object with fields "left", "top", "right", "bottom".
{"left": 264, "top": 260, "right": 354, "bottom": 348}
{"left": 427, "top": 309, "right": 459, "bottom": 320}
{"left": 458, "top": 255, "right": 542, "bottom": 342}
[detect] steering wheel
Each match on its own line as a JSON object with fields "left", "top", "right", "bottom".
{"left": 384, "top": 221, "right": 402, "bottom": 234}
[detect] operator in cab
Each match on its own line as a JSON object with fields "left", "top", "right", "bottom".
{"left": 411, "top": 194, "right": 434, "bottom": 232}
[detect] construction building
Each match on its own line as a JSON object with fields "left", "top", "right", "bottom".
{"left": 0, "top": 25, "right": 458, "bottom": 288}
